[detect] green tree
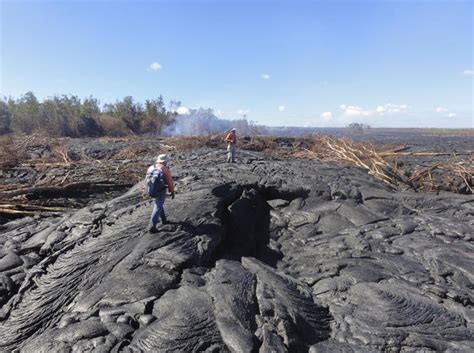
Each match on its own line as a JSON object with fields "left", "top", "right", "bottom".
{"left": 81, "top": 97, "right": 101, "bottom": 119}
{"left": 5, "top": 92, "right": 178, "bottom": 137}
{"left": 79, "top": 96, "right": 103, "bottom": 136}
{"left": 0, "top": 99, "right": 12, "bottom": 134}
{"left": 10, "top": 91, "right": 40, "bottom": 134}
{"left": 142, "top": 96, "right": 176, "bottom": 134}
{"left": 105, "top": 96, "right": 144, "bottom": 134}
{"left": 40, "top": 95, "right": 82, "bottom": 136}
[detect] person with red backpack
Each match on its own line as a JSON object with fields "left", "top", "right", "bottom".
{"left": 145, "top": 154, "right": 175, "bottom": 233}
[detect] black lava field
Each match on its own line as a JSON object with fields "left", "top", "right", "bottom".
{"left": 0, "top": 141, "right": 473, "bottom": 352}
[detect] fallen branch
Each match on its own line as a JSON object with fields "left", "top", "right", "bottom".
{"left": 379, "top": 151, "right": 473, "bottom": 157}
{"left": 0, "top": 208, "right": 36, "bottom": 216}
{"left": 0, "top": 181, "right": 126, "bottom": 199}
{"left": 0, "top": 204, "right": 69, "bottom": 212}
{"left": 299, "top": 135, "right": 473, "bottom": 193}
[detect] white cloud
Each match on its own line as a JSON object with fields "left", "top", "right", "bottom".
{"left": 463, "top": 69, "right": 474, "bottom": 76}
{"left": 237, "top": 109, "right": 249, "bottom": 115}
{"left": 340, "top": 103, "right": 408, "bottom": 117}
{"left": 278, "top": 105, "right": 285, "bottom": 112}
{"left": 340, "top": 104, "right": 372, "bottom": 117}
{"left": 261, "top": 73, "right": 271, "bottom": 80}
{"left": 320, "top": 111, "right": 332, "bottom": 121}
{"left": 149, "top": 62, "right": 162, "bottom": 71}
{"left": 435, "top": 107, "right": 449, "bottom": 113}
{"left": 435, "top": 106, "right": 457, "bottom": 118}
{"left": 176, "top": 107, "right": 189, "bottom": 115}
{"left": 376, "top": 104, "right": 409, "bottom": 114}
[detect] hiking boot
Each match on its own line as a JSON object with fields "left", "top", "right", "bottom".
{"left": 161, "top": 218, "right": 168, "bottom": 225}
{"left": 148, "top": 225, "right": 158, "bottom": 233}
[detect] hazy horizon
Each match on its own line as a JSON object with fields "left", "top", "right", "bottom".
{"left": 1, "top": 0, "right": 472, "bottom": 128}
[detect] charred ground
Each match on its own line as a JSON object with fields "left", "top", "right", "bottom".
{"left": 0, "top": 132, "right": 473, "bottom": 352}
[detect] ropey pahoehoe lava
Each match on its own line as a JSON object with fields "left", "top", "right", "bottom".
{"left": 0, "top": 146, "right": 473, "bottom": 352}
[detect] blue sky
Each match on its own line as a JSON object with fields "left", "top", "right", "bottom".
{"left": 1, "top": 0, "right": 472, "bottom": 127}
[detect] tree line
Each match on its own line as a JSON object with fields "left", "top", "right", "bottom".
{"left": 0, "top": 92, "right": 179, "bottom": 137}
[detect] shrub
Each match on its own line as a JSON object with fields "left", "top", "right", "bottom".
{"left": 95, "top": 115, "right": 130, "bottom": 137}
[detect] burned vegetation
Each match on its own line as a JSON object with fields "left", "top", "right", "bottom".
{"left": 0, "top": 132, "right": 473, "bottom": 352}
{"left": 1, "top": 133, "right": 471, "bottom": 222}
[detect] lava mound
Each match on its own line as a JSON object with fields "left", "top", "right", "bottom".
{"left": 0, "top": 148, "right": 473, "bottom": 352}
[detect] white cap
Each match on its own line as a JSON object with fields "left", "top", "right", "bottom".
{"left": 156, "top": 154, "right": 169, "bottom": 163}
{"left": 231, "top": 128, "right": 236, "bottom": 132}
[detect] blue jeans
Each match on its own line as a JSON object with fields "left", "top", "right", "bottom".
{"left": 150, "top": 192, "right": 167, "bottom": 226}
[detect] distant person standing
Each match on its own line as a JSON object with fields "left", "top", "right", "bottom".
{"left": 225, "top": 128, "right": 237, "bottom": 163}
{"left": 145, "top": 154, "right": 175, "bottom": 233}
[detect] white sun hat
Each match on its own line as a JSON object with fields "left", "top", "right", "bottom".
{"left": 156, "top": 154, "right": 169, "bottom": 163}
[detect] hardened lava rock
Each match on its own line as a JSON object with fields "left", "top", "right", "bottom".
{"left": 0, "top": 148, "right": 473, "bottom": 352}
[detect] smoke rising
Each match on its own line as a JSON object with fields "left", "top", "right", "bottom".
{"left": 163, "top": 108, "right": 254, "bottom": 136}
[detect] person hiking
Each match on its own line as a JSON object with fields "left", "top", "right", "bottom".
{"left": 225, "top": 128, "right": 237, "bottom": 163}
{"left": 145, "top": 154, "right": 175, "bottom": 233}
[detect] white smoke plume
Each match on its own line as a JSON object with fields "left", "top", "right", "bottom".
{"left": 163, "top": 108, "right": 254, "bottom": 136}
